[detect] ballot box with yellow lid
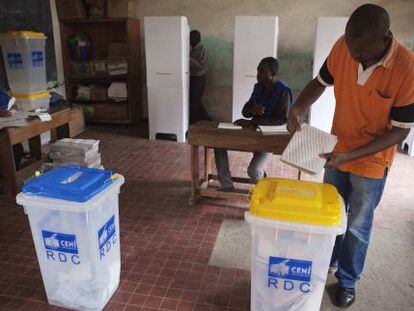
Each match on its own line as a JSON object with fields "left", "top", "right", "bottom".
{"left": 245, "top": 178, "right": 347, "bottom": 311}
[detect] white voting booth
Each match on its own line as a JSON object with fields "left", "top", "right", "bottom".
{"left": 232, "top": 16, "right": 278, "bottom": 122}
{"left": 144, "top": 16, "right": 190, "bottom": 142}
{"left": 310, "top": 17, "right": 348, "bottom": 132}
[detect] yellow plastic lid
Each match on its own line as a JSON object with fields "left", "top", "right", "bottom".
{"left": 249, "top": 178, "right": 341, "bottom": 226}
{"left": 12, "top": 91, "right": 50, "bottom": 99}
{"left": 0, "top": 31, "right": 46, "bottom": 38}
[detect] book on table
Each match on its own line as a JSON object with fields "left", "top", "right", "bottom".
{"left": 218, "top": 123, "right": 242, "bottom": 130}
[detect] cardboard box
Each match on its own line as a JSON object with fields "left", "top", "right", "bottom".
{"left": 55, "top": 0, "right": 87, "bottom": 20}
{"left": 108, "top": 43, "right": 128, "bottom": 57}
{"left": 107, "top": 0, "right": 138, "bottom": 18}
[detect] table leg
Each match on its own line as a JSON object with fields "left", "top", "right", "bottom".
{"left": 0, "top": 131, "right": 18, "bottom": 202}
{"left": 28, "top": 135, "right": 42, "bottom": 160}
{"left": 189, "top": 145, "right": 200, "bottom": 206}
{"left": 204, "top": 147, "right": 212, "bottom": 181}
{"left": 56, "top": 123, "right": 70, "bottom": 140}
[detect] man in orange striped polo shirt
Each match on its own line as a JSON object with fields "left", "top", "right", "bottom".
{"left": 287, "top": 4, "right": 414, "bottom": 308}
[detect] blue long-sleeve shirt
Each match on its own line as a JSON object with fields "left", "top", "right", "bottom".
{"left": 242, "top": 80, "right": 292, "bottom": 125}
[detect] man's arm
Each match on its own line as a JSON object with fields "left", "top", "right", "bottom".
{"left": 242, "top": 100, "right": 255, "bottom": 118}
{"left": 287, "top": 78, "right": 326, "bottom": 133}
{"left": 190, "top": 46, "right": 206, "bottom": 71}
{"left": 255, "top": 89, "right": 291, "bottom": 125}
{"left": 287, "top": 41, "right": 339, "bottom": 132}
{"left": 190, "top": 58, "right": 202, "bottom": 71}
{"left": 242, "top": 85, "right": 264, "bottom": 118}
{"left": 322, "top": 126, "right": 410, "bottom": 167}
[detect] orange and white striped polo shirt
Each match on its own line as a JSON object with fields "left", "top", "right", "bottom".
{"left": 318, "top": 36, "right": 414, "bottom": 179}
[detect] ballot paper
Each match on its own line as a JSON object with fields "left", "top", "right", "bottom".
{"left": 218, "top": 123, "right": 242, "bottom": 130}
{"left": 7, "top": 97, "right": 16, "bottom": 110}
{"left": 258, "top": 125, "right": 288, "bottom": 135}
{"left": 38, "top": 113, "right": 52, "bottom": 122}
{"left": 281, "top": 124, "right": 338, "bottom": 174}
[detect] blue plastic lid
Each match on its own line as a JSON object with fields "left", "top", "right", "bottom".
{"left": 22, "top": 165, "right": 116, "bottom": 203}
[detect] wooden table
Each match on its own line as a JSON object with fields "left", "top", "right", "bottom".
{"left": 0, "top": 108, "right": 73, "bottom": 202}
{"left": 187, "top": 121, "right": 298, "bottom": 205}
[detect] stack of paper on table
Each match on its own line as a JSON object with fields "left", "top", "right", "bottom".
{"left": 49, "top": 139, "right": 102, "bottom": 168}
{"left": 0, "top": 110, "right": 56, "bottom": 129}
{"left": 258, "top": 125, "right": 288, "bottom": 135}
{"left": 281, "top": 124, "right": 338, "bottom": 174}
{"left": 218, "top": 123, "right": 242, "bottom": 130}
{"left": 0, "top": 112, "right": 28, "bottom": 129}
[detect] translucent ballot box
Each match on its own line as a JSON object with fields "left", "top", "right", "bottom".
{"left": 0, "top": 31, "right": 47, "bottom": 93}
{"left": 245, "top": 178, "right": 346, "bottom": 311}
{"left": 16, "top": 165, "right": 125, "bottom": 311}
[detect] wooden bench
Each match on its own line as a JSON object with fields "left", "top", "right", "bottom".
{"left": 187, "top": 121, "right": 299, "bottom": 205}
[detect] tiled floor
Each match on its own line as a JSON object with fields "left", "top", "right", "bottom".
{"left": 0, "top": 125, "right": 413, "bottom": 311}
{"left": 0, "top": 125, "right": 264, "bottom": 311}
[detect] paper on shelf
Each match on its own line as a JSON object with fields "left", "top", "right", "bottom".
{"left": 108, "top": 82, "right": 127, "bottom": 100}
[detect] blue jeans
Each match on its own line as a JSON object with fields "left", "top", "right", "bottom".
{"left": 324, "top": 167, "right": 387, "bottom": 288}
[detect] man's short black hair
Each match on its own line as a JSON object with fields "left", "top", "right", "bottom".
{"left": 347, "top": 4, "right": 390, "bottom": 40}
{"left": 259, "top": 57, "right": 279, "bottom": 73}
{"left": 190, "top": 30, "right": 201, "bottom": 44}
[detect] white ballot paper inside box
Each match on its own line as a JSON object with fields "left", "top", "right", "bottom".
{"left": 281, "top": 124, "right": 338, "bottom": 174}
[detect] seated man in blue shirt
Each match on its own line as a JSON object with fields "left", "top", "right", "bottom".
{"left": 215, "top": 57, "right": 292, "bottom": 191}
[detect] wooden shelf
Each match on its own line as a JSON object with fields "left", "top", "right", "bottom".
{"left": 86, "top": 118, "right": 131, "bottom": 125}
{"left": 67, "top": 75, "right": 127, "bottom": 83}
{"left": 70, "top": 100, "right": 128, "bottom": 105}
{"left": 84, "top": 103, "right": 129, "bottom": 123}
{"left": 60, "top": 18, "right": 141, "bottom": 124}
{"left": 60, "top": 18, "right": 129, "bottom": 24}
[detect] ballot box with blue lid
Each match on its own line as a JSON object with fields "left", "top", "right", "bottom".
{"left": 17, "top": 165, "right": 125, "bottom": 311}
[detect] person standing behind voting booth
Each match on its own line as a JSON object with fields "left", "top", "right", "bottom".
{"left": 189, "top": 29, "right": 211, "bottom": 124}
{"left": 215, "top": 57, "right": 292, "bottom": 192}
{"left": 287, "top": 4, "right": 414, "bottom": 308}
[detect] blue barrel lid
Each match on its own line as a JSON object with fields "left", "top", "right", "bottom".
{"left": 22, "top": 165, "right": 116, "bottom": 203}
